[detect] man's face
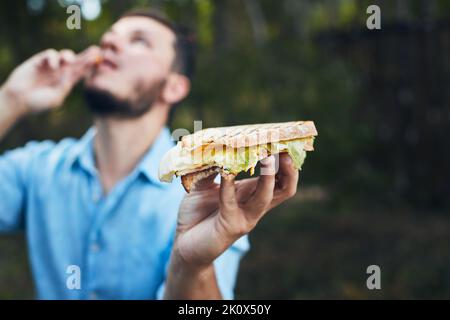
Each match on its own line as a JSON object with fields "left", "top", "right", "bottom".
{"left": 84, "top": 16, "right": 177, "bottom": 116}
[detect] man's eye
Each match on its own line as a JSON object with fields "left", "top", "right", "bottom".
{"left": 132, "top": 37, "right": 151, "bottom": 47}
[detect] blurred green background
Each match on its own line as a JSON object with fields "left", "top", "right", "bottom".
{"left": 0, "top": 0, "right": 449, "bottom": 299}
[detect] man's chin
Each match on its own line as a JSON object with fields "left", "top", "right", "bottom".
{"left": 84, "top": 76, "right": 114, "bottom": 93}
{"left": 83, "top": 75, "right": 163, "bottom": 119}
{"left": 84, "top": 72, "right": 118, "bottom": 93}
{"left": 84, "top": 83, "right": 110, "bottom": 97}
{"left": 83, "top": 85, "right": 124, "bottom": 117}
{"left": 83, "top": 85, "right": 152, "bottom": 119}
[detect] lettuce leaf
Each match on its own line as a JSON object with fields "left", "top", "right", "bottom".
{"left": 190, "top": 139, "right": 309, "bottom": 175}
{"left": 286, "top": 140, "right": 307, "bottom": 170}
{"left": 221, "top": 140, "right": 308, "bottom": 173}
{"left": 222, "top": 146, "right": 260, "bottom": 174}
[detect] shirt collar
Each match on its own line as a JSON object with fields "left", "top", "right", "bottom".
{"left": 137, "top": 127, "right": 175, "bottom": 187}
{"left": 71, "top": 126, "right": 175, "bottom": 188}
{"left": 70, "top": 127, "right": 97, "bottom": 177}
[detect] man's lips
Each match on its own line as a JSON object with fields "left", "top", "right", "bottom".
{"left": 96, "top": 57, "right": 118, "bottom": 72}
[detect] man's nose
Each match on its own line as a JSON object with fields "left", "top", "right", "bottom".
{"left": 100, "top": 32, "right": 122, "bottom": 53}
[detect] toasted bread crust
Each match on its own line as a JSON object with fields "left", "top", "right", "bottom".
{"left": 181, "top": 121, "right": 318, "bottom": 149}
{"left": 181, "top": 167, "right": 221, "bottom": 193}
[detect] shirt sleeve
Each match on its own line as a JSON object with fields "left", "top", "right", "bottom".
{"left": 156, "top": 235, "right": 250, "bottom": 300}
{"left": 0, "top": 141, "right": 54, "bottom": 233}
{"left": 213, "top": 235, "right": 250, "bottom": 300}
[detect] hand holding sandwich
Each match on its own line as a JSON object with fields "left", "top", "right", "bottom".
{"left": 162, "top": 121, "right": 317, "bottom": 299}
{"left": 164, "top": 153, "right": 299, "bottom": 299}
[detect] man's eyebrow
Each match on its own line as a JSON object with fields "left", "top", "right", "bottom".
{"left": 132, "top": 29, "right": 153, "bottom": 38}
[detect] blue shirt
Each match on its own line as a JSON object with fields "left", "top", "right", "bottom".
{"left": 0, "top": 127, "right": 249, "bottom": 300}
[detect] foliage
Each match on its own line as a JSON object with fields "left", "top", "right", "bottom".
{"left": 0, "top": 0, "right": 448, "bottom": 299}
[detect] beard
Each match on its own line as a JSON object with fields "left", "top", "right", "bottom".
{"left": 83, "top": 79, "right": 166, "bottom": 119}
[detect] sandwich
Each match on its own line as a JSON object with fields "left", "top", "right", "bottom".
{"left": 158, "top": 121, "right": 318, "bottom": 193}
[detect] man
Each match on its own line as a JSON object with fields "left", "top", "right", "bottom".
{"left": 0, "top": 9, "right": 299, "bottom": 299}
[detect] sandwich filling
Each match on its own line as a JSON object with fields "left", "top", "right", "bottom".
{"left": 159, "top": 137, "right": 314, "bottom": 183}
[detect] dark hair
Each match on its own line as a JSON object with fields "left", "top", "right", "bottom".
{"left": 121, "top": 8, "right": 197, "bottom": 80}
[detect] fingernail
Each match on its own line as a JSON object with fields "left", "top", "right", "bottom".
{"left": 221, "top": 172, "right": 235, "bottom": 180}
{"left": 260, "top": 156, "right": 276, "bottom": 175}
{"left": 285, "top": 155, "right": 293, "bottom": 165}
{"left": 261, "top": 155, "right": 275, "bottom": 167}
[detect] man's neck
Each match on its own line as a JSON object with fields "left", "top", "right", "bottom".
{"left": 93, "top": 105, "right": 169, "bottom": 194}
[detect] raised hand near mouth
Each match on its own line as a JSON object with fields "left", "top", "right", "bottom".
{"left": 0, "top": 46, "right": 101, "bottom": 115}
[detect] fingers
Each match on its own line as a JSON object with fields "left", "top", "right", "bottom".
{"left": 219, "top": 154, "right": 297, "bottom": 225}
{"left": 60, "top": 49, "right": 76, "bottom": 66}
{"left": 76, "top": 46, "right": 101, "bottom": 69}
{"left": 219, "top": 173, "right": 238, "bottom": 211}
{"left": 33, "top": 48, "right": 77, "bottom": 69}
{"left": 270, "top": 153, "right": 299, "bottom": 209}
{"left": 235, "top": 177, "right": 259, "bottom": 204}
{"left": 37, "top": 48, "right": 98, "bottom": 106}
{"left": 69, "top": 46, "right": 101, "bottom": 83}
{"left": 276, "top": 153, "right": 299, "bottom": 194}
{"left": 30, "top": 47, "right": 100, "bottom": 80}
{"left": 40, "top": 49, "right": 60, "bottom": 70}
{"left": 59, "top": 46, "right": 101, "bottom": 90}
{"left": 243, "top": 156, "right": 276, "bottom": 213}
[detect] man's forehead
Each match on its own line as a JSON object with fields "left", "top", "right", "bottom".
{"left": 110, "top": 16, "right": 176, "bottom": 42}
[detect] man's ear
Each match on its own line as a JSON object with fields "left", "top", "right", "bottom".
{"left": 161, "top": 73, "right": 191, "bottom": 105}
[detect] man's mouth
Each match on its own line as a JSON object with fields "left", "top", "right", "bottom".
{"left": 97, "top": 57, "right": 118, "bottom": 72}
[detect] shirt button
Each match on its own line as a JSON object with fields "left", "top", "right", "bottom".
{"left": 90, "top": 243, "right": 101, "bottom": 253}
